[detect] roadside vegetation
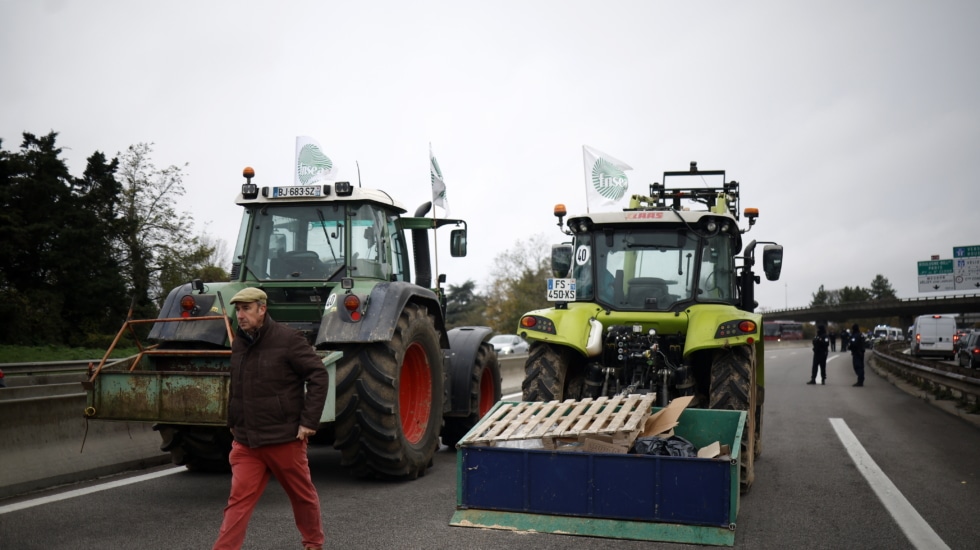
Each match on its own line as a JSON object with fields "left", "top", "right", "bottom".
{"left": 805, "top": 275, "right": 903, "bottom": 334}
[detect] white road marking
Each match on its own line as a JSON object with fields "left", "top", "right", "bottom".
{"left": 829, "top": 418, "right": 950, "bottom": 550}
{"left": 0, "top": 467, "right": 185, "bottom": 515}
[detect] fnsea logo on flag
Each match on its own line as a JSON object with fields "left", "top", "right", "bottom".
{"left": 295, "top": 136, "right": 335, "bottom": 185}
{"left": 582, "top": 145, "right": 632, "bottom": 212}
{"left": 591, "top": 157, "right": 629, "bottom": 201}
{"left": 429, "top": 143, "right": 449, "bottom": 215}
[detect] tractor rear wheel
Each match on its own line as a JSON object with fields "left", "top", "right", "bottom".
{"left": 709, "top": 345, "right": 758, "bottom": 494}
{"left": 441, "top": 342, "right": 501, "bottom": 448}
{"left": 333, "top": 304, "right": 443, "bottom": 479}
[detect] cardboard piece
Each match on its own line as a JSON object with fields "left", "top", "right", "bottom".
{"left": 697, "top": 441, "right": 721, "bottom": 458}
{"left": 582, "top": 437, "right": 629, "bottom": 454}
{"left": 640, "top": 395, "right": 694, "bottom": 437}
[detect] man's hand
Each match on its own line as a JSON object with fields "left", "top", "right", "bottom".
{"left": 297, "top": 425, "right": 316, "bottom": 441}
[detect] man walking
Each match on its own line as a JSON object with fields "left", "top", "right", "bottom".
{"left": 850, "top": 323, "right": 866, "bottom": 387}
{"left": 213, "top": 288, "right": 329, "bottom": 550}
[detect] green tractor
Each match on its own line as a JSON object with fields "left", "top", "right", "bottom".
{"left": 517, "top": 162, "right": 782, "bottom": 492}
{"left": 84, "top": 167, "right": 500, "bottom": 479}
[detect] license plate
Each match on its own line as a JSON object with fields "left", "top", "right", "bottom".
{"left": 271, "top": 185, "right": 322, "bottom": 198}
{"left": 546, "top": 278, "right": 576, "bottom": 301}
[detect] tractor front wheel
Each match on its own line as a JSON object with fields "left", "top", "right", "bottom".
{"left": 708, "top": 345, "right": 759, "bottom": 494}
{"left": 522, "top": 342, "right": 582, "bottom": 401}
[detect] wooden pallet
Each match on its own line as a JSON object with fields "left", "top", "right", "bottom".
{"left": 459, "top": 394, "right": 657, "bottom": 447}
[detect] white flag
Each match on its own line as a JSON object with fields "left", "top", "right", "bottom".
{"left": 295, "top": 136, "right": 336, "bottom": 185}
{"left": 430, "top": 143, "right": 450, "bottom": 216}
{"left": 583, "top": 145, "right": 632, "bottom": 212}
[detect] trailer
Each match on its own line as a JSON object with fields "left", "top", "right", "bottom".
{"left": 450, "top": 397, "right": 747, "bottom": 546}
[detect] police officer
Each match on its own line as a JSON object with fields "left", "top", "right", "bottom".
{"left": 850, "top": 323, "right": 866, "bottom": 387}
{"left": 808, "top": 325, "right": 830, "bottom": 385}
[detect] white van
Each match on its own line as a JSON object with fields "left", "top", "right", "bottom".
{"left": 911, "top": 315, "right": 957, "bottom": 359}
{"left": 874, "top": 325, "right": 903, "bottom": 342}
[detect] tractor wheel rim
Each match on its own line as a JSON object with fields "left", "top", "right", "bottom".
{"left": 399, "top": 342, "right": 432, "bottom": 444}
{"left": 478, "top": 367, "right": 495, "bottom": 417}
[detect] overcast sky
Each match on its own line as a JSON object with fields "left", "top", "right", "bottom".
{"left": 3, "top": 0, "right": 978, "bottom": 310}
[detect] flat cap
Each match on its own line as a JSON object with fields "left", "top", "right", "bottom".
{"left": 230, "top": 287, "right": 268, "bottom": 304}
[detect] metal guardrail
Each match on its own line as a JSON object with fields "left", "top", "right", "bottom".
{"left": 872, "top": 343, "right": 980, "bottom": 408}
{"left": 1, "top": 360, "right": 94, "bottom": 375}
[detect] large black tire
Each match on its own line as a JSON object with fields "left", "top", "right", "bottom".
{"left": 522, "top": 342, "right": 583, "bottom": 401}
{"left": 441, "top": 343, "right": 501, "bottom": 448}
{"left": 709, "top": 345, "right": 759, "bottom": 494}
{"left": 332, "top": 303, "right": 444, "bottom": 479}
{"left": 155, "top": 424, "right": 232, "bottom": 472}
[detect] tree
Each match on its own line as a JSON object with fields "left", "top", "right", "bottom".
{"left": 0, "top": 133, "right": 129, "bottom": 345}
{"left": 0, "top": 134, "right": 228, "bottom": 347}
{"left": 114, "top": 143, "right": 211, "bottom": 318}
{"left": 55, "top": 150, "right": 131, "bottom": 345}
{"left": 483, "top": 235, "right": 552, "bottom": 334}
{"left": 810, "top": 285, "right": 831, "bottom": 307}
{"left": 444, "top": 279, "right": 487, "bottom": 328}
{"left": 869, "top": 274, "right": 897, "bottom": 301}
{"left": 157, "top": 231, "right": 230, "bottom": 296}
{"left": 0, "top": 132, "right": 73, "bottom": 343}
{"left": 838, "top": 285, "right": 872, "bottom": 304}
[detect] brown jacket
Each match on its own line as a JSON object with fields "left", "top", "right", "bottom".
{"left": 227, "top": 314, "right": 329, "bottom": 448}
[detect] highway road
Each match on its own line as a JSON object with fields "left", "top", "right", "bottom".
{"left": 1, "top": 347, "right": 979, "bottom": 549}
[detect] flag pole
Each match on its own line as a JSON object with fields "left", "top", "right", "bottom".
{"left": 430, "top": 143, "right": 440, "bottom": 291}
{"left": 582, "top": 145, "right": 592, "bottom": 213}
{"left": 433, "top": 203, "right": 440, "bottom": 293}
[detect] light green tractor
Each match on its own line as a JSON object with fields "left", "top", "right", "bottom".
{"left": 518, "top": 162, "right": 782, "bottom": 492}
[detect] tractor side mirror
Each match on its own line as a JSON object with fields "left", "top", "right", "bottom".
{"left": 551, "top": 244, "right": 573, "bottom": 278}
{"left": 450, "top": 229, "right": 467, "bottom": 257}
{"left": 762, "top": 244, "right": 783, "bottom": 281}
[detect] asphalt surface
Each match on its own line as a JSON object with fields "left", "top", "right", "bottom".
{"left": 2, "top": 346, "right": 980, "bottom": 549}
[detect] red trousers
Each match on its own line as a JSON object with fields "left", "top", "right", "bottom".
{"left": 213, "top": 439, "right": 324, "bottom": 549}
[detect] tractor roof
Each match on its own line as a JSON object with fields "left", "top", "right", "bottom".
{"left": 236, "top": 181, "right": 408, "bottom": 214}
{"left": 568, "top": 208, "right": 733, "bottom": 227}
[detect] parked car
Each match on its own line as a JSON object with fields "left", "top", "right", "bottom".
{"left": 957, "top": 332, "right": 980, "bottom": 369}
{"left": 953, "top": 329, "right": 973, "bottom": 353}
{"left": 489, "top": 334, "right": 529, "bottom": 355}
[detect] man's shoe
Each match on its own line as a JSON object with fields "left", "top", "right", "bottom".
{"left": 806, "top": 380, "right": 816, "bottom": 385}
{"left": 852, "top": 382, "right": 863, "bottom": 387}
{"left": 821, "top": 379, "right": 826, "bottom": 385}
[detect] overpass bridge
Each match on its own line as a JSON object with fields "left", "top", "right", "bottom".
{"left": 759, "top": 293, "right": 980, "bottom": 328}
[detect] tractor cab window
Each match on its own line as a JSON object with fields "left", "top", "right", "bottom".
{"left": 242, "top": 203, "right": 397, "bottom": 282}
{"left": 243, "top": 204, "right": 347, "bottom": 281}
{"left": 388, "top": 215, "right": 409, "bottom": 282}
{"left": 595, "top": 229, "right": 698, "bottom": 310}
